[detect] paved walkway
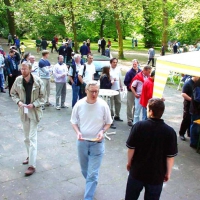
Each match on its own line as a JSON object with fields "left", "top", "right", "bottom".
{"left": 0, "top": 82, "right": 200, "bottom": 200}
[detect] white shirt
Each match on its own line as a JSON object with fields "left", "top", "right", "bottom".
{"left": 53, "top": 62, "right": 68, "bottom": 83}
{"left": 110, "top": 66, "right": 121, "bottom": 90}
{"left": 98, "top": 39, "right": 101, "bottom": 45}
{"left": 78, "top": 63, "right": 96, "bottom": 84}
{"left": 68, "top": 63, "right": 82, "bottom": 76}
{"left": 70, "top": 97, "right": 112, "bottom": 138}
{"left": 31, "top": 62, "right": 39, "bottom": 76}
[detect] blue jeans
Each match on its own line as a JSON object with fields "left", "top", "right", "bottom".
{"left": 125, "top": 174, "right": 163, "bottom": 200}
{"left": 72, "top": 83, "right": 80, "bottom": 107}
{"left": 142, "top": 107, "right": 147, "bottom": 121}
{"left": 190, "top": 114, "right": 200, "bottom": 146}
{"left": 77, "top": 140, "right": 104, "bottom": 200}
{"left": 0, "top": 74, "right": 4, "bottom": 91}
{"left": 133, "top": 97, "right": 143, "bottom": 124}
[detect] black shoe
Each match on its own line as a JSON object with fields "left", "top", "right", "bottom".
{"left": 114, "top": 117, "right": 123, "bottom": 122}
{"left": 180, "top": 135, "right": 186, "bottom": 141}
{"left": 190, "top": 144, "right": 197, "bottom": 149}
{"left": 110, "top": 124, "right": 116, "bottom": 129}
{"left": 127, "top": 122, "right": 133, "bottom": 127}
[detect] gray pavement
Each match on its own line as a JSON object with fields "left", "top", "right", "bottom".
{"left": 1, "top": 80, "right": 200, "bottom": 200}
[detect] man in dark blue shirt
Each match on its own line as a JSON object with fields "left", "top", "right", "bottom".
{"left": 80, "top": 41, "right": 89, "bottom": 57}
{"left": 189, "top": 77, "right": 200, "bottom": 148}
{"left": 124, "top": 59, "right": 141, "bottom": 126}
{"left": 179, "top": 77, "right": 194, "bottom": 141}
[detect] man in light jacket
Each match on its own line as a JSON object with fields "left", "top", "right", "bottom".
{"left": 11, "top": 61, "right": 44, "bottom": 176}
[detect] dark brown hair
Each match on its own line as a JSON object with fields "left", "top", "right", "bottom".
{"left": 100, "top": 67, "right": 110, "bottom": 80}
{"left": 148, "top": 98, "right": 165, "bottom": 118}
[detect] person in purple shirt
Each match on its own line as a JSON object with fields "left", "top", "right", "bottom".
{"left": 124, "top": 59, "right": 141, "bottom": 126}
{"left": 53, "top": 55, "right": 68, "bottom": 110}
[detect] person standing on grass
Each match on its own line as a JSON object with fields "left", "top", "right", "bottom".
{"left": 36, "top": 37, "right": 42, "bottom": 54}
{"left": 147, "top": 46, "right": 155, "bottom": 67}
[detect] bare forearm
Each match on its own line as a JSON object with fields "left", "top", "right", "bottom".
{"left": 131, "top": 87, "right": 137, "bottom": 96}
{"left": 72, "top": 124, "right": 80, "bottom": 134}
{"left": 127, "top": 149, "right": 135, "bottom": 165}
{"left": 103, "top": 124, "right": 111, "bottom": 132}
{"left": 182, "top": 93, "right": 191, "bottom": 101}
{"left": 78, "top": 75, "right": 84, "bottom": 84}
{"left": 166, "top": 157, "right": 174, "bottom": 176}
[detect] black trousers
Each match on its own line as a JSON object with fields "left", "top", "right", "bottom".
{"left": 147, "top": 58, "right": 154, "bottom": 66}
{"left": 179, "top": 101, "right": 191, "bottom": 136}
{"left": 51, "top": 44, "right": 58, "bottom": 52}
{"left": 101, "top": 47, "right": 105, "bottom": 55}
{"left": 98, "top": 45, "right": 101, "bottom": 52}
{"left": 8, "top": 75, "right": 17, "bottom": 95}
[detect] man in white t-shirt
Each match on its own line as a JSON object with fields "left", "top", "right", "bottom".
{"left": 78, "top": 54, "right": 96, "bottom": 99}
{"left": 70, "top": 80, "right": 112, "bottom": 200}
{"left": 110, "top": 58, "right": 123, "bottom": 121}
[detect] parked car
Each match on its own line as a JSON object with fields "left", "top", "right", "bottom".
{"left": 92, "top": 55, "right": 110, "bottom": 80}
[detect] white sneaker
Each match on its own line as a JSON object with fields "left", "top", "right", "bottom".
{"left": 56, "top": 106, "right": 61, "bottom": 110}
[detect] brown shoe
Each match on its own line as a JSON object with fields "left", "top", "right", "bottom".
{"left": 22, "top": 157, "right": 29, "bottom": 165}
{"left": 25, "top": 166, "right": 35, "bottom": 176}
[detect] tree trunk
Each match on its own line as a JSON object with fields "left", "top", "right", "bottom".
{"left": 114, "top": 13, "right": 124, "bottom": 59}
{"left": 162, "top": 0, "right": 168, "bottom": 50}
{"left": 99, "top": 17, "right": 105, "bottom": 38}
{"left": 4, "top": 0, "right": 16, "bottom": 36}
{"left": 69, "top": 1, "right": 78, "bottom": 53}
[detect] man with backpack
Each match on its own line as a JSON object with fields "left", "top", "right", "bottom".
{"left": 68, "top": 54, "right": 83, "bottom": 107}
{"left": 78, "top": 54, "right": 96, "bottom": 99}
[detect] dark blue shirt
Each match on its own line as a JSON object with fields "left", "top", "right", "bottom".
{"left": 80, "top": 45, "right": 89, "bottom": 56}
{"left": 124, "top": 68, "right": 141, "bottom": 91}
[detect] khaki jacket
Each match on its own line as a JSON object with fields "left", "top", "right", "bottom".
{"left": 11, "top": 75, "right": 45, "bottom": 122}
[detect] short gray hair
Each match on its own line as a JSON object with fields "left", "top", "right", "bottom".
{"left": 85, "top": 80, "right": 99, "bottom": 90}
{"left": 74, "top": 54, "right": 81, "bottom": 60}
{"left": 22, "top": 61, "right": 32, "bottom": 70}
{"left": 132, "top": 59, "right": 139, "bottom": 64}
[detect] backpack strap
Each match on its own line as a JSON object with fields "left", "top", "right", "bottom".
{"left": 82, "top": 64, "right": 86, "bottom": 77}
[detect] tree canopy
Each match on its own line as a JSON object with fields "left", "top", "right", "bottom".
{"left": 1, "top": 0, "right": 200, "bottom": 57}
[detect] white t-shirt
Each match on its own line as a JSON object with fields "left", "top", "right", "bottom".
{"left": 78, "top": 63, "right": 96, "bottom": 84}
{"left": 70, "top": 97, "right": 112, "bottom": 138}
{"left": 110, "top": 67, "right": 121, "bottom": 90}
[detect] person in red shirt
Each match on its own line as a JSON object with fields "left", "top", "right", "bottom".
{"left": 140, "top": 70, "right": 155, "bottom": 120}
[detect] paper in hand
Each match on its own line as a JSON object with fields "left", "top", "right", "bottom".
{"left": 24, "top": 107, "right": 28, "bottom": 114}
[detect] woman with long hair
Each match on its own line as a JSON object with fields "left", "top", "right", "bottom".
{"left": 100, "top": 66, "right": 114, "bottom": 89}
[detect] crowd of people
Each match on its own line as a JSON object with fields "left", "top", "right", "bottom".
{"left": 2, "top": 36, "right": 200, "bottom": 200}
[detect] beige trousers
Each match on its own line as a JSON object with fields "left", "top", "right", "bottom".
{"left": 22, "top": 115, "right": 38, "bottom": 168}
{"left": 41, "top": 78, "right": 50, "bottom": 103}
{"left": 110, "top": 91, "right": 121, "bottom": 117}
{"left": 127, "top": 91, "right": 135, "bottom": 122}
